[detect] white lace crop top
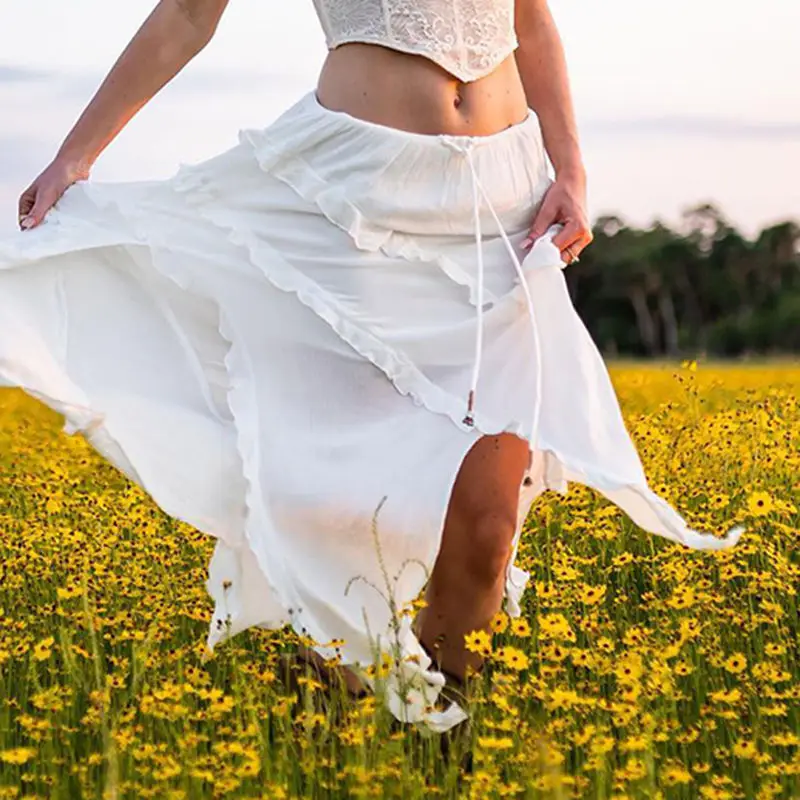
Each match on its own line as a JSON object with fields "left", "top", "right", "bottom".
{"left": 311, "top": 0, "right": 519, "bottom": 83}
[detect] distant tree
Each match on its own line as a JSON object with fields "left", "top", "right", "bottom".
{"left": 566, "top": 204, "right": 800, "bottom": 358}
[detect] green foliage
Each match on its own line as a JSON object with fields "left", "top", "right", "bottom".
{"left": 571, "top": 204, "right": 800, "bottom": 357}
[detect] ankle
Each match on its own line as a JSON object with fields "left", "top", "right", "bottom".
{"left": 418, "top": 635, "right": 483, "bottom": 684}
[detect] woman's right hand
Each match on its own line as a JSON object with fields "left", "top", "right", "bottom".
{"left": 18, "top": 158, "right": 90, "bottom": 231}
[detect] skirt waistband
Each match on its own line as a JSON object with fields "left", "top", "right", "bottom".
{"left": 241, "top": 90, "right": 551, "bottom": 240}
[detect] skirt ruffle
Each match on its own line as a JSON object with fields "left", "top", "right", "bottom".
{"left": 0, "top": 90, "right": 743, "bottom": 733}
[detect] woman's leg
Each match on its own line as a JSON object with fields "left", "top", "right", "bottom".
{"left": 298, "top": 432, "right": 529, "bottom": 695}
{"left": 413, "top": 432, "right": 530, "bottom": 681}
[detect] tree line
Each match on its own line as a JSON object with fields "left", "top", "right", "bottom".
{"left": 568, "top": 204, "right": 799, "bottom": 357}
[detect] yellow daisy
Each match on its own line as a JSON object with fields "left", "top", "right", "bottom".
{"left": 732, "top": 740, "right": 758, "bottom": 759}
{"left": 723, "top": 653, "right": 747, "bottom": 674}
{"left": 0, "top": 748, "right": 37, "bottom": 765}
{"left": 746, "top": 490, "right": 773, "bottom": 517}
{"left": 490, "top": 611, "right": 509, "bottom": 634}
{"left": 509, "top": 617, "right": 531, "bottom": 637}
{"left": 497, "top": 646, "right": 530, "bottom": 671}
{"left": 464, "top": 629, "right": 492, "bottom": 657}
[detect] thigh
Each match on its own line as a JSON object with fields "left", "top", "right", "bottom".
{"left": 446, "top": 432, "right": 531, "bottom": 528}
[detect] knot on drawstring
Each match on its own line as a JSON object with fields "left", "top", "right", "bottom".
{"left": 440, "top": 137, "right": 477, "bottom": 156}
{"left": 440, "top": 134, "right": 544, "bottom": 444}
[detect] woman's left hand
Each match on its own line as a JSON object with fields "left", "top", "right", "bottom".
{"left": 522, "top": 171, "right": 593, "bottom": 265}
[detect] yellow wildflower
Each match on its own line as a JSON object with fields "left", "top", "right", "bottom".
{"left": 464, "top": 629, "right": 492, "bottom": 657}
{"left": 509, "top": 617, "right": 531, "bottom": 637}
{"left": 746, "top": 491, "right": 773, "bottom": 517}
{"left": 661, "top": 764, "right": 693, "bottom": 785}
{"left": 732, "top": 740, "right": 758, "bottom": 759}
{"left": 490, "top": 611, "right": 509, "bottom": 633}
{"left": 477, "top": 735, "right": 514, "bottom": 750}
{"left": 495, "top": 646, "right": 530, "bottom": 671}
{"left": 723, "top": 653, "right": 747, "bottom": 674}
{"left": 32, "top": 637, "right": 54, "bottom": 662}
{"left": 578, "top": 584, "right": 607, "bottom": 605}
{"left": 708, "top": 688, "right": 742, "bottom": 704}
{"left": 0, "top": 748, "right": 37, "bottom": 765}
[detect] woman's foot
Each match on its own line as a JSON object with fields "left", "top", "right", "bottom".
{"left": 295, "top": 644, "right": 369, "bottom": 698}
{"left": 276, "top": 646, "right": 369, "bottom": 718}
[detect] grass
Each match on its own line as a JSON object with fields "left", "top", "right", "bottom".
{"left": 0, "top": 362, "right": 798, "bottom": 799}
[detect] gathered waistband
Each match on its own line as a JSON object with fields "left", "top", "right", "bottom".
{"left": 244, "top": 91, "right": 550, "bottom": 240}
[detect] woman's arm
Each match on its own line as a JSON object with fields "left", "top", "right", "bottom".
{"left": 514, "top": 0, "right": 593, "bottom": 262}
{"left": 19, "top": 0, "right": 229, "bottom": 230}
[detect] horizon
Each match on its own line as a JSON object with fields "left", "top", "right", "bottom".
{"left": 1, "top": 0, "right": 799, "bottom": 236}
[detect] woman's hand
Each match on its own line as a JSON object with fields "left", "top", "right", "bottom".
{"left": 18, "top": 158, "right": 89, "bottom": 231}
{"left": 523, "top": 170, "right": 593, "bottom": 264}
{"left": 18, "top": 0, "right": 230, "bottom": 233}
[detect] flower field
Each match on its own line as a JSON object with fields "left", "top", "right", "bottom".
{"left": 1, "top": 363, "right": 798, "bottom": 799}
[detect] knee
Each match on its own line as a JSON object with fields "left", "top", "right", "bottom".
{"left": 461, "top": 509, "right": 518, "bottom": 588}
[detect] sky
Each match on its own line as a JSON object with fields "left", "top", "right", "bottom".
{"left": 1, "top": 0, "right": 799, "bottom": 236}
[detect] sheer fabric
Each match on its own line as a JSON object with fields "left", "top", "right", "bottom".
{"left": 311, "top": 0, "right": 518, "bottom": 82}
{"left": 0, "top": 91, "right": 744, "bottom": 733}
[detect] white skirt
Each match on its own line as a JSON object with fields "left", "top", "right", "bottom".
{"left": 0, "top": 90, "right": 743, "bottom": 732}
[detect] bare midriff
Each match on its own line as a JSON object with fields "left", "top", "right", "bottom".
{"left": 315, "top": 43, "right": 530, "bottom": 137}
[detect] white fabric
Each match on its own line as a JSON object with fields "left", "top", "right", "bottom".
{"left": 0, "top": 90, "right": 744, "bottom": 733}
{"left": 311, "top": 0, "right": 518, "bottom": 82}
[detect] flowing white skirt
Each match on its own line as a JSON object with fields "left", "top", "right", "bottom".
{"left": 0, "top": 90, "right": 743, "bottom": 732}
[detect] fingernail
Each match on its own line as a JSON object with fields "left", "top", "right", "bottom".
{"left": 20, "top": 216, "right": 34, "bottom": 230}
{"left": 522, "top": 238, "right": 533, "bottom": 250}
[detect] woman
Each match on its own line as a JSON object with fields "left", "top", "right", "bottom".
{"left": 1, "top": 0, "right": 743, "bottom": 734}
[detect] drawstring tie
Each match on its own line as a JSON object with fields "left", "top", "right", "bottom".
{"left": 440, "top": 137, "right": 544, "bottom": 447}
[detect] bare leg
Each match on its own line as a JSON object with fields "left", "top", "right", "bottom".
{"left": 412, "top": 433, "right": 530, "bottom": 681}
{"left": 298, "top": 432, "right": 529, "bottom": 695}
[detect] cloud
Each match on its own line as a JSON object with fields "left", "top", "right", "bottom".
{"left": 0, "top": 64, "right": 52, "bottom": 83}
{"left": 584, "top": 115, "right": 800, "bottom": 141}
{"left": 0, "top": 60, "right": 310, "bottom": 94}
